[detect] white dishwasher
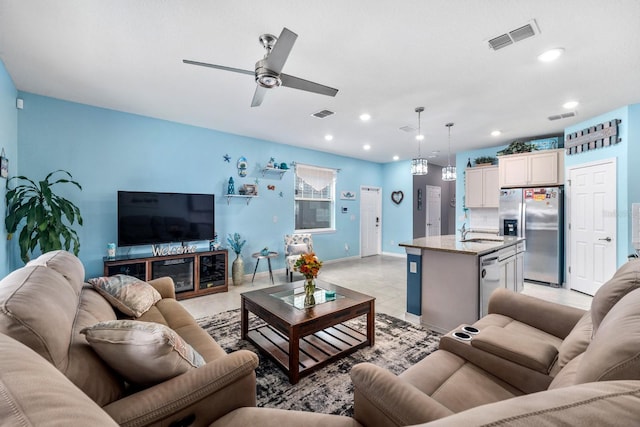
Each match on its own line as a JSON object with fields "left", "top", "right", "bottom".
{"left": 479, "top": 245, "right": 518, "bottom": 317}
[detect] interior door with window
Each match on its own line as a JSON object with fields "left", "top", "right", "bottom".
{"left": 568, "top": 159, "right": 616, "bottom": 295}
{"left": 360, "top": 186, "right": 381, "bottom": 257}
{"left": 425, "top": 185, "right": 441, "bottom": 236}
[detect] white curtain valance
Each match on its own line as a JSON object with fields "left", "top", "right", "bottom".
{"left": 296, "top": 164, "right": 335, "bottom": 192}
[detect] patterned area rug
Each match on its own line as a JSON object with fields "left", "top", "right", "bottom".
{"left": 197, "top": 309, "right": 441, "bottom": 416}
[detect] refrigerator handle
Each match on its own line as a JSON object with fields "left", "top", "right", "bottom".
{"left": 522, "top": 202, "right": 527, "bottom": 240}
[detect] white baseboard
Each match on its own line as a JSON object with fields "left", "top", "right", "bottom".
{"left": 405, "top": 312, "right": 422, "bottom": 325}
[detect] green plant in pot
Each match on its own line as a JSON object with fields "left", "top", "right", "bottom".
{"left": 227, "top": 232, "right": 246, "bottom": 286}
{"left": 474, "top": 156, "right": 497, "bottom": 166}
{"left": 497, "top": 140, "right": 538, "bottom": 156}
{"left": 5, "top": 170, "right": 83, "bottom": 263}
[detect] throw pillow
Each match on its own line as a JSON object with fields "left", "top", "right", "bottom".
{"left": 287, "top": 243, "right": 309, "bottom": 256}
{"left": 88, "top": 274, "right": 162, "bottom": 317}
{"left": 81, "top": 320, "right": 205, "bottom": 385}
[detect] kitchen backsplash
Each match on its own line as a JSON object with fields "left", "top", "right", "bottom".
{"left": 468, "top": 208, "right": 499, "bottom": 232}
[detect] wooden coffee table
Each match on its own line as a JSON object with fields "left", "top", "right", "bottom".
{"left": 241, "top": 280, "right": 375, "bottom": 384}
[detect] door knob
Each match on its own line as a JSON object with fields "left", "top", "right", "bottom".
{"left": 599, "top": 237, "right": 612, "bottom": 242}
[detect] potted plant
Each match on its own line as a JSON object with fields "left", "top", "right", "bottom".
{"left": 474, "top": 156, "right": 497, "bottom": 166}
{"left": 497, "top": 140, "right": 538, "bottom": 156}
{"left": 5, "top": 170, "right": 83, "bottom": 263}
{"left": 227, "top": 232, "right": 246, "bottom": 286}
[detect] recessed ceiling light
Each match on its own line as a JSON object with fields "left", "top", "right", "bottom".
{"left": 491, "top": 130, "right": 502, "bottom": 137}
{"left": 563, "top": 101, "right": 579, "bottom": 109}
{"left": 538, "top": 48, "right": 564, "bottom": 62}
{"left": 363, "top": 144, "right": 371, "bottom": 151}
{"left": 415, "top": 134, "right": 424, "bottom": 141}
{"left": 360, "top": 113, "right": 371, "bottom": 121}
{"left": 324, "top": 134, "right": 334, "bottom": 141}
{"left": 392, "top": 155, "right": 399, "bottom": 161}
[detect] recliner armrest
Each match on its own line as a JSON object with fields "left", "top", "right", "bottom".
{"left": 488, "top": 288, "right": 585, "bottom": 339}
{"left": 470, "top": 326, "right": 558, "bottom": 373}
{"left": 350, "top": 362, "right": 453, "bottom": 427}
{"left": 103, "top": 349, "right": 259, "bottom": 427}
{"left": 147, "top": 276, "right": 176, "bottom": 299}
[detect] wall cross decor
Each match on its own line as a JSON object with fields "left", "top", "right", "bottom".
{"left": 565, "top": 119, "right": 621, "bottom": 155}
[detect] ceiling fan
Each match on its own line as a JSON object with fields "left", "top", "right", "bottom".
{"left": 183, "top": 27, "right": 338, "bottom": 107}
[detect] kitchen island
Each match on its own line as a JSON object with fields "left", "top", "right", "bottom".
{"left": 400, "top": 235, "right": 524, "bottom": 333}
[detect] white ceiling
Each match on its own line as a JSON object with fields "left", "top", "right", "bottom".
{"left": 1, "top": 0, "right": 639, "bottom": 165}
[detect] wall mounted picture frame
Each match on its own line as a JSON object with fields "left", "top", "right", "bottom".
{"left": 0, "top": 149, "right": 8, "bottom": 179}
{"left": 340, "top": 191, "right": 356, "bottom": 200}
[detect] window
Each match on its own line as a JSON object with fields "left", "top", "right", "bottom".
{"left": 294, "top": 164, "right": 336, "bottom": 232}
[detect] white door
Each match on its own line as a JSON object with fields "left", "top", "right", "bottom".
{"left": 360, "top": 186, "right": 381, "bottom": 257}
{"left": 425, "top": 185, "right": 441, "bottom": 236}
{"left": 568, "top": 159, "right": 617, "bottom": 295}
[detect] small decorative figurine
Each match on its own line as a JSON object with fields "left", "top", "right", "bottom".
{"left": 237, "top": 157, "right": 248, "bottom": 177}
{"left": 227, "top": 177, "right": 235, "bottom": 195}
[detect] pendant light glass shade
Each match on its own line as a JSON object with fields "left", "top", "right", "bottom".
{"left": 411, "top": 158, "right": 429, "bottom": 175}
{"left": 442, "top": 122, "right": 456, "bottom": 181}
{"left": 411, "top": 107, "right": 428, "bottom": 175}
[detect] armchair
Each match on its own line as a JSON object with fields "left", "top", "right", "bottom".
{"left": 284, "top": 233, "right": 313, "bottom": 281}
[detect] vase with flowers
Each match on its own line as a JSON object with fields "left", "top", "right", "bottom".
{"left": 294, "top": 252, "right": 323, "bottom": 306}
{"left": 227, "top": 232, "right": 246, "bottom": 286}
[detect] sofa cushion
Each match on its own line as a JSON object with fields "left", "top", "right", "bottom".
{"left": 553, "top": 311, "right": 593, "bottom": 373}
{"left": 88, "top": 274, "right": 162, "bottom": 317}
{"left": 81, "top": 320, "right": 205, "bottom": 385}
{"left": 0, "top": 332, "right": 119, "bottom": 426}
{"left": 591, "top": 259, "right": 640, "bottom": 333}
{"left": 26, "top": 250, "right": 86, "bottom": 292}
{"left": 575, "top": 287, "right": 640, "bottom": 384}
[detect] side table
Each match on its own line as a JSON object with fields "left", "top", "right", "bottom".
{"left": 251, "top": 251, "right": 279, "bottom": 284}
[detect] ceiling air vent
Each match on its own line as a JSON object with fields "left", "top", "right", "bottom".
{"left": 548, "top": 111, "right": 577, "bottom": 121}
{"left": 399, "top": 125, "right": 417, "bottom": 133}
{"left": 488, "top": 20, "right": 539, "bottom": 51}
{"left": 311, "top": 109, "right": 335, "bottom": 119}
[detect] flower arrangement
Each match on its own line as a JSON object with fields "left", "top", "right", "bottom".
{"left": 294, "top": 252, "right": 323, "bottom": 279}
{"left": 227, "top": 232, "right": 246, "bottom": 255}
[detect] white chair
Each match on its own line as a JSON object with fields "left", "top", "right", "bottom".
{"left": 284, "top": 234, "right": 313, "bottom": 282}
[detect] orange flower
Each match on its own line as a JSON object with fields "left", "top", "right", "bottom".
{"left": 294, "top": 252, "right": 323, "bottom": 279}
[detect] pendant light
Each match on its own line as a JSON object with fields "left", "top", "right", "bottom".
{"left": 411, "top": 107, "right": 428, "bottom": 175}
{"left": 442, "top": 122, "right": 457, "bottom": 181}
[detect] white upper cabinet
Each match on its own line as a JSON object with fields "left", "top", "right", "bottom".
{"left": 465, "top": 166, "right": 499, "bottom": 208}
{"left": 498, "top": 149, "right": 564, "bottom": 188}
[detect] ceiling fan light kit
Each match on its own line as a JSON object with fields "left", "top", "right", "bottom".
{"left": 411, "top": 107, "right": 428, "bottom": 176}
{"left": 442, "top": 122, "right": 457, "bottom": 181}
{"left": 183, "top": 27, "right": 338, "bottom": 107}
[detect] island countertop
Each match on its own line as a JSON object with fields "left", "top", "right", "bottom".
{"left": 399, "top": 235, "right": 524, "bottom": 256}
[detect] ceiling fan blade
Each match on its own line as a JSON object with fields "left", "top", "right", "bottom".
{"left": 182, "top": 59, "right": 254, "bottom": 76}
{"left": 264, "top": 28, "right": 297, "bottom": 74}
{"left": 280, "top": 73, "right": 339, "bottom": 97}
{"left": 251, "top": 85, "right": 268, "bottom": 107}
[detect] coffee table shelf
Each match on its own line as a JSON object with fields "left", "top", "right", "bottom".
{"left": 246, "top": 321, "right": 368, "bottom": 376}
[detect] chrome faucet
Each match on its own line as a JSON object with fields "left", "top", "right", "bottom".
{"left": 459, "top": 223, "right": 470, "bottom": 241}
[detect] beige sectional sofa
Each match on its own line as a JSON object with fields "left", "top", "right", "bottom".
{"left": 3, "top": 251, "right": 640, "bottom": 426}
{"left": 0, "top": 250, "right": 258, "bottom": 427}
{"left": 349, "top": 258, "right": 640, "bottom": 426}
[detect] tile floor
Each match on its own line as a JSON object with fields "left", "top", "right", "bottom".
{"left": 180, "top": 255, "right": 593, "bottom": 321}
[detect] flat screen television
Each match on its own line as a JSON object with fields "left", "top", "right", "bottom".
{"left": 118, "top": 191, "right": 215, "bottom": 247}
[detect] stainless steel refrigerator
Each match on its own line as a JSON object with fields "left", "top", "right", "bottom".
{"left": 499, "top": 187, "right": 564, "bottom": 286}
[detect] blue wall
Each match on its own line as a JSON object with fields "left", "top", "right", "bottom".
{"left": 0, "top": 61, "right": 18, "bottom": 277}
{"left": 381, "top": 160, "right": 413, "bottom": 253}
{"left": 15, "top": 93, "right": 400, "bottom": 277}
{"left": 564, "top": 105, "right": 638, "bottom": 266}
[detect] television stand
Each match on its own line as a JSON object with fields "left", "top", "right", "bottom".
{"left": 103, "top": 249, "right": 228, "bottom": 300}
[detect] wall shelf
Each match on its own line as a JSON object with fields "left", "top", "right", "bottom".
{"left": 261, "top": 167, "right": 288, "bottom": 179}
{"left": 225, "top": 194, "right": 258, "bottom": 205}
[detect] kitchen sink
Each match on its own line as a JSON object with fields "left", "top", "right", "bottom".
{"left": 461, "top": 238, "right": 503, "bottom": 243}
